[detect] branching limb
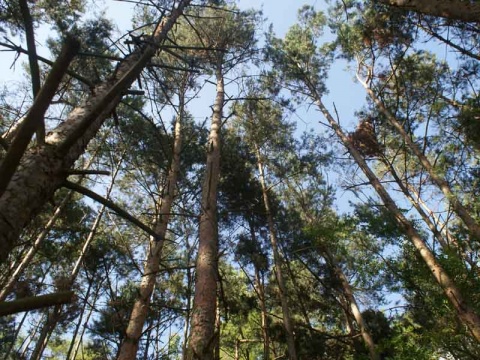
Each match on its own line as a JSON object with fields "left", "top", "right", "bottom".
{"left": 63, "top": 180, "right": 161, "bottom": 240}
{"left": 0, "top": 36, "right": 80, "bottom": 197}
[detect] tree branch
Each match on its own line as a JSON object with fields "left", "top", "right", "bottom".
{"left": 19, "top": 0, "right": 44, "bottom": 144}
{"left": 63, "top": 180, "right": 161, "bottom": 240}
{"left": 0, "top": 36, "right": 80, "bottom": 197}
{"left": 0, "top": 291, "right": 74, "bottom": 316}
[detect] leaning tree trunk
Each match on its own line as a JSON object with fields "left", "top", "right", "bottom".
{"left": 308, "top": 83, "right": 480, "bottom": 342}
{"left": 116, "top": 83, "right": 186, "bottom": 360}
{"left": 186, "top": 60, "right": 224, "bottom": 360}
{"left": 381, "top": 156, "right": 477, "bottom": 270}
{"left": 254, "top": 144, "right": 298, "bottom": 360}
{"left": 361, "top": 82, "right": 480, "bottom": 243}
{"left": 0, "top": 140, "right": 107, "bottom": 301}
{"left": 29, "top": 155, "right": 121, "bottom": 359}
{"left": 323, "top": 249, "right": 379, "bottom": 360}
{"left": 0, "top": 0, "right": 191, "bottom": 265}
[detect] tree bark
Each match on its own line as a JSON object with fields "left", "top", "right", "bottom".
{"left": 116, "top": 82, "right": 186, "bottom": 360}
{"left": 255, "top": 144, "right": 298, "bottom": 360}
{"left": 0, "top": 37, "right": 79, "bottom": 197}
{"left": 187, "top": 60, "right": 224, "bottom": 360}
{"left": 309, "top": 84, "right": 480, "bottom": 342}
{"left": 378, "top": 0, "right": 480, "bottom": 23}
{"left": 0, "top": 0, "right": 190, "bottom": 265}
{"left": 381, "top": 157, "right": 477, "bottom": 270}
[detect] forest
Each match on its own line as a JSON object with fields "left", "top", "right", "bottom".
{"left": 1, "top": 0, "right": 480, "bottom": 359}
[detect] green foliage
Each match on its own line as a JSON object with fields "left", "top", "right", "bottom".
{"left": 265, "top": 5, "right": 331, "bottom": 97}
{"left": 0, "top": 316, "right": 15, "bottom": 359}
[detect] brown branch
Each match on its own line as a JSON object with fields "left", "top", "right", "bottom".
{"left": 64, "top": 169, "right": 111, "bottom": 176}
{"left": 63, "top": 180, "right": 161, "bottom": 240}
{"left": 0, "top": 291, "right": 74, "bottom": 316}
{"left": 0, "top": 36, "right": 80, "bottom": 197}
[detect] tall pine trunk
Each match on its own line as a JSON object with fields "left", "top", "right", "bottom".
{"left": 117, "top": 84, "right": 186, "bottom": 360}
{"left": 187, "top": 60, "right": 224, "bottom": 360}
{"left": 0, "top": 0, "right": 190, "bottom": 264}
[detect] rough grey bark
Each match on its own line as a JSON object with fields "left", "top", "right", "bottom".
{"left": 378, "top": 0, "right": 480, "bottom": 23}
{"left": 0, "top": 37, "right": 79, "bottom": 196}
{"left": 0, "top": 144, "right": 105, "bottom": 301}
{"left": 0, "top": 0, "right": 191, "bottom": 264}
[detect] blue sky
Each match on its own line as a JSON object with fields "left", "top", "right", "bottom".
{"left": 0, "top": 0, "right": 365, "bottom": 206}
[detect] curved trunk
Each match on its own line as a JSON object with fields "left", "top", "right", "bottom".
{"left": 187, "top": 61, "right": 224, "bottom": 360}
{"left": 0, "top": 0, "right": 190, "bottom": 264}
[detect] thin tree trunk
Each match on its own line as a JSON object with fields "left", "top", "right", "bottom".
{"left": 28, "top": 156, "right": 120, "bottom": 359}
{"left": 254, "top": 144, "right": 298, "bottom": 360}
{"left": 214, "top": 297, "right": 221, "bottom": 360}
{"left": 249, "top": 222, "right": 270, "bottom": 360}
{"left": 378, "top": 0, "right": 480, "bottom": 23}
{"left": 5, "top": 309, "right": 29, "bottom": 358}
{"left": 19, "top": 310, "right": 44, "bottom": 358}
{"left": 254, "top": 268, "right": 270, "bottom": 360}
{"left": 182, "top": 235, "right": 194, "bottom": 360}
{"left": 0, "top": 191, "right": 73, "bottom": 301}
{"left": 309, "top": 83, "right": 480, "bottom": 342}
{"left": 29, "top": 305, "right": 62, "bottom": 360}
{"left": 0, "top": 0, "right": 190, "bottom": 264}
{"left": 382, "top": 156, "right": 476, "bottom": 269}
{"left": 324, "top": 249, "right": 380, "bottom": 360}
{"left": 65, "top": 278, "right": 93, "bottom": 360}
{"left": 69, "top": 279, "right": 102, "bottom": 360}
{"left": 187, "top": 60, "right": 224, "bottom": 360}
{"left": 116, "top": 82, "right": 186, "bottom": 360}
{"left": 361, "top": 81, "right": 480, "bottom": 243}
{"left": 0, "top": 141, "right": 106, "bottom": 301}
